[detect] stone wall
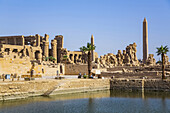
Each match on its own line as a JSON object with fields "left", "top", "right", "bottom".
{"left": 43, "top": 66, "right": 58, "bottom": 76}
{"left": 110, "top": 79, "right": 170, "bottom": 91}
{"left": 0, "top": 57, "right": 31, "bottom": 76}
{"left": 0, "top": 78, "right": 169, "bottom": 101}
{"left": 0, "top": 79, "right": 110, "bottom": 101}
{"left": 101, "top": 72, "right": 158, "bottom": 78}
{"left": 51, "top": 79, "right": 110, "bottom": 95}
{"left": 65, "top": 64, "right": 88, "bottom": 75}
{"left": 43, "top": 64, "right": 65, "bottom": 76}
{"left": 0, "top": 57, "right": 65, "bottom": 77}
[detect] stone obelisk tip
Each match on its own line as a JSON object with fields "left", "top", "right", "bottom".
{"left": 91, "top": 34, "right": 94, "bottom": 39}
{"left": 143, "top": 17, "right": 147, "bottom": 22}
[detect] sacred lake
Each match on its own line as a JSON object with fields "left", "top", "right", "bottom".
{"left": 0, "top": 90, "right": 169, "bottom": 113}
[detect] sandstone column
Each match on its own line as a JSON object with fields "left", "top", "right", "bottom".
{"left": 55, "top": 35, "right": 63, "bottom": 63}
{"left": 14, "top": 38, "right": 16, "bottom": 45}
{"left": 43, "top": 34, "right": 49, "bottom": 58}
{"left": 36, "top": 34, "right": 40, "bottom": 47}
{"left": 51, "top": 40, "right": 57, "bottom": 63}
{"left": 91, "top": 34, "right": 95, "bottom": 62}
{"left": 21, "top": 35, "right": 25, "bottom": 46}
{"left": 5, "top": 38, "right": 8, "bottom": 44}
{"left": 143, "top": 18, "right": 148, "bottom": 64}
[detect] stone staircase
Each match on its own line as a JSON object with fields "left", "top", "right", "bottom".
{"left": 42, "top": 80, "right": 69, "bottom": 96}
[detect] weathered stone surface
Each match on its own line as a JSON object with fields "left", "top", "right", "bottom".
{"left": 165, "top": 54, "right": 170, "bottom": 65}
{"left": 146, "top": 54, "right": 156, "bottom": 66}
{"left": 96, "top": 43, "right": 139, "bottom": 68}
{"left": 110, "top": 79, "right": 170, "bottom": 91}
{"left": 0, "top": 34, "right": 66, "bottom": 75}
{"left": 0, "top": 79, "right": 110, "bottom": 101}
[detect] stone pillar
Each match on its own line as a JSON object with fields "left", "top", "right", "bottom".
{"left": 143, "top": 18, "right": 148, "bottom": 64}
{"left": 36, "top": 34, "right": 40, "bottom": 47}
{"left": 43, "top": 42, "right": 49, "bottom": 58}
{"left": 43, "top": 34, "right": 49, "bottom": 58}
{"left": 14, "top": 38, "right": 16, "bottom": 45}
{"left": 91, "top": 34, "right": 95, "bottom": 62}
{"left": 51, "top": 40, "right": 57, "bottom": 63}
{"left": 74, "top": 54, "right": 78, "bottom": 63}
{"left": 21, "top": 35, "right": 25, "bottom": 46}
{"left": 55, "top": 35, "right": 64, "bottom": 63}
{"left": 5, "top": 38, "right": 8, "bottom": 44}
{"left": 44, "top": 34, "right": 49, "bottom": 42}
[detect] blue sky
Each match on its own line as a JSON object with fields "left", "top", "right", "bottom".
{"left": 0, "top": 0, "right": 170, "bottom": 61}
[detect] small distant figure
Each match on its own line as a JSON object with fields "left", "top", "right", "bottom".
{"left": 89, "top": 74, "right": 93, "bottom": 79}
{"left": 17, "top": 76, "right": 20, "bottom": 81}
{"left": 56, "top": 70, "right": 59, "bottom": 75}
{"left": 92, "top": 73, "right": 95, "bottom": 79}
{"left": 56, "top": 70, "right": 59, "bottom": 78}
{"left": 31, "top": 69, "right": 34, "bottom": 78}
{"left": 42, "top": 68, "right": 44, "bottom": 74}
{"left": 78, "top": 73, "right": 82, "bottom": 78}
{"left": 2, "top": 74, "right": 5, "bottom": 81}
{"left": 11, "top": 74, "right": 14, "bottom": 81}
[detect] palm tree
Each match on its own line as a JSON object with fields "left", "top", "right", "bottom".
{"left": 80, "top": 46, "right": 87, "bottom": 63}
{"left": 63, "top": 55, "right": 68, "bottom": 65}
{"left": 80, "top": 43, "right": 96, "bottom": 77}
{"left": 156, "top": 45, "right": 169, "bottom": 79}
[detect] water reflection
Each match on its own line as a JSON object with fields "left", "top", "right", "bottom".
{"left": 109, "top": 90, "right": 170, "bottom": 99}
{"left": 109, "top": 90, "right": 170, "bottom": 113}
{"left": 0, "top": 90, "right": 169, "bottom": 113}
{"left": 0, "top": 90, "right": 110, "bottom": 108}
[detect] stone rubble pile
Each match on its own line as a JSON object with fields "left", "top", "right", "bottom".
{"left": 96, "top": 43, "right": 139, "bottom": 68}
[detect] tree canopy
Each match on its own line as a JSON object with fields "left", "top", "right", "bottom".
{"left": 80, "top": 43, "right": 96, "bottom": 52}
{"left": 156, "top": 45, "right": 169, "bottom": 56}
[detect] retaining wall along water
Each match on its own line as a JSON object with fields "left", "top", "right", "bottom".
{"left": 0, "top": 78, "right": 169, "bottom": 101}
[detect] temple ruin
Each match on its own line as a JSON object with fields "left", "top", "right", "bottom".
{"left": 0, "top": 34, "right": 98, "bottom": 76}
{"left": 0, "top": 18, "right": 169, "bottom": 77}
{"left": 95, "top": 43, "right": 139, "bottom": 68}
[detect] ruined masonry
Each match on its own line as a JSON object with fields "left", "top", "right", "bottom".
{"left": 0, "top": 34, "right": 98, "bottom": 76}
{"left": 0, "top": 18, "right": 169, "bottom": 76}
{"left": 96, "top": 43, "right": 139, "bottom": 68}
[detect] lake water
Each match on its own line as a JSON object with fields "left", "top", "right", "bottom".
{"left": 0, "top": 90, "right": 170, "bottom": 113}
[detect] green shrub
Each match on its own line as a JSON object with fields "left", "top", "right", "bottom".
{"left": 83, "top": 75, "right": 87, "bottom": 78}
{"left": 46, "top": 56, "right": 56, "bottom": 62}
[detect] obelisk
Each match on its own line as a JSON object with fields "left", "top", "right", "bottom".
{"left": 91, "top": 34, "right": 95, "bottom": 62}
{"left": 143, "top": 17, "right": 148, "bottom": 64}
